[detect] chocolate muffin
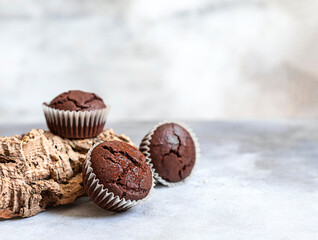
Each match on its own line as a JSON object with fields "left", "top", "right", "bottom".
{"left": 43, "top": 90, "right": 110, "bottom": 139}
{"left": 140, "top": 122, "right": 199, "bottom": 186}
{"left": 49, "top": 90, "right": 106, "bottom": 111}
{"left": 83, "top": 141, "right": 153, "bottom": 211}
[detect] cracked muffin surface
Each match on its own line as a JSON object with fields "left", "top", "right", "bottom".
{"left": 87, "top": 141, "right": 152, "bottom": 201}
{"left": 49, "top": 90, "right": 106, "bottom": 111}
{"left": 148, "top": 123, "right": 196, "bottom": 182}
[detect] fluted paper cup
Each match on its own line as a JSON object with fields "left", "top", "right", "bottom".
{"left": 140, "top": 120, "right": 200, "bottom": 187}
{"left": 43, "top": 104, "right": 110, "bottom": 139}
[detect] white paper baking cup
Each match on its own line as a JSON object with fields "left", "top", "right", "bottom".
{"left": 43, "top": 104, "right": 110, "bottom": 139}
{"left": 82, "top": 142, "right": 154, "bottom": 212}
{"left": 139, "top": 120, "right": 200, "bottom": 187}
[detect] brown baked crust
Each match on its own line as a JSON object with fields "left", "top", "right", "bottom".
{"left": 87, "top": 141, "right": 152, "bottom": 201}
{"left": 148, "top": 123, "right": 196, "bottom": 182}
{"left": 49, "top": 90, "right": 106, "bottom": 111}
{"left": 0, "top": 129, "right": 135, "bottom": 219}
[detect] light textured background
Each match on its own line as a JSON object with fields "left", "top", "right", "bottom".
{"left": 1, "top": 0, "right": 318, "bottom": 123}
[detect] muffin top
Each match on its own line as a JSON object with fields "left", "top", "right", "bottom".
{"left": 89, "top": 141, "right": 152, "bottom": 201}
{"left": 49, "top": 90, "right": 106, "bottom": 111}
{"left": 147, "top": 123, "right": 196, "bottom": 182}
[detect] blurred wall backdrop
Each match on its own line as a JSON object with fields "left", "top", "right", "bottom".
{"left": 1, "top": 0, "right": 318, "bottom": 123}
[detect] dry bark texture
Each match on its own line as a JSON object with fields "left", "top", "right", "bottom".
{"left": 0, "top": 129, "right": 135, "bottom": 219}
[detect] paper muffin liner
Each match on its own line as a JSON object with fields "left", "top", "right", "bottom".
{"left": 139, "top": 120, "right": 200, "bottom": 187}
{"left": 82, "top": 142, "right": 154, "bottom": 212}
{"left": 43, "top": 104, "right": 110, "bottom": 139}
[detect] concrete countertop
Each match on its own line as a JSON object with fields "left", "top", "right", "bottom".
{"left": 0, "top": 121, "right": 317, "bottom": 239}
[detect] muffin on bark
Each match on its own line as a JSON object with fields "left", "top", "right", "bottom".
{"left": 140, "top": 121, "right": 200, "bottom": 187}
{"left": 43, "top": 90, "right": 110, "bottom": 139}
{"left": 82, "top": 141, "right": 153, "bottom": 212}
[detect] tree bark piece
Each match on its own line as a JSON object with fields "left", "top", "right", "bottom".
{"left": 0, "top": 129, "right": 135, "bottom": 219}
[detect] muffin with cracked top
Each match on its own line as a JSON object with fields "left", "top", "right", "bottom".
{"left": 43, "top": 90, "right": 110, "bottom": 139}
{"left": 140, "top": 121, "right": 199, "bottom": 186}
{"left": 82, "top": 140, "right": 153, "bottom": 211}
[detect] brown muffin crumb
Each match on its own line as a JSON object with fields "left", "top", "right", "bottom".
{"left": 86, "top": 141, "right": 152, "bottom": 201}
{"left": 49, "top": 90, "right": 106, "bottom": 111}
{"left": 146, "top": 123, "right": 196, "bottom": 182}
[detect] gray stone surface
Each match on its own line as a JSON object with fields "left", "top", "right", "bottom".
{"left": 0, "top": 121, "right": 317, "bottom": 239}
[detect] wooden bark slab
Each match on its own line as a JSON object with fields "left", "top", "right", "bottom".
{"left": 0, "top": 129, "right": 135, "bottom": 219}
